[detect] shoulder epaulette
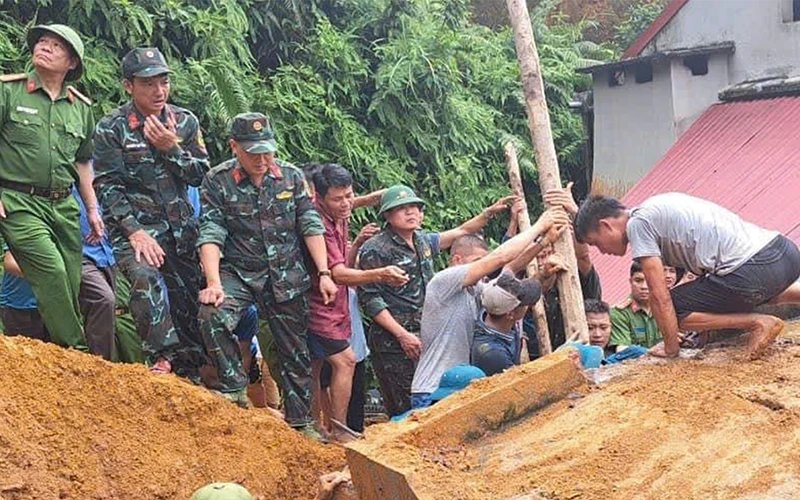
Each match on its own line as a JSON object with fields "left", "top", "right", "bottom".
{"left": 208, "top": 159, "right": 237, "bottom": 177}
{"left": 613, "top": 297, "right": 633, "bottom": 310}
{"left": 67, "top": 85, "right": 92, "bottom": 105}
{"left": 0, "top": 74, "right": 27, "bottom": 83}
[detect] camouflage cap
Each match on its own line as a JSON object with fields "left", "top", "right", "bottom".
{"left": 27, "top": 24, "right": 84, "bottom": 81}
{"left": 189, "top": 483, "right": 253, "bottom": 500}
{"left": 378, "top": 185, "right": 425, "bottom": 215}
{"left": 121, "top": 47, "right": 171, "bottom": 80}
{"left": 230, "top": 112, "right": 277, "bottom": 154}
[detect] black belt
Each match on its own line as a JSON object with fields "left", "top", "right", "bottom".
{"left": 0, "top": 180, "right": 72, "bottom": 201}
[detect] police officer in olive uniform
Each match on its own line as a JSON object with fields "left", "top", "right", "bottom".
{"left": 197, "top": 113, "right": 336, "bottom": 433}
{"left": 0, "top": 24, "right": 102, "bottom": 351}
{"left": 94, "top": 48, "right": 210, "bottom": 377}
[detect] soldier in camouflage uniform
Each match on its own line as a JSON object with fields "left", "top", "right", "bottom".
{"left": 0, "top": 24, "right": 102, "bottom": 351}
{"left": 358, "top": 186, "right": 515, "bottom": 415}
{"left": 94, "top": 48, "right": 209, "bottom": 377}
{"left": 197, "top": 113, "right": 336, "bottom": 431}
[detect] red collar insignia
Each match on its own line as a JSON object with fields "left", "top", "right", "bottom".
{"left": 268, "top": 162, "right": 283, "bottom": 179}
{"left": 128, "top": 113, "right": 141, "bottom": 130}
{"left": 26, "top": 79, "right": 36, "bottom": 94}
{"left": 232, "top": 167, "right": 244, "bottom": 185}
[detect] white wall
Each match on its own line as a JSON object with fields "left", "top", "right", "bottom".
{"left": 649, "top": 0, "right": 800, "bottom": 83}
{"left": 592, "top": 60, "right": 677, "bottom": 196}
{"left": 671, "top": 52, "right": 730, "bottom": 135}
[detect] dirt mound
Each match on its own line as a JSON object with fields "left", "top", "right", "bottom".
{"left": 0, "top": 336, "right": 344, "bottom": 500}
{"left": 357, "top": 324, "right": 800, "bottom": 499}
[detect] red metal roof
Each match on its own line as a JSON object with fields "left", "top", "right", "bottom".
{"left": 591, "top": 96, "right": 800, "bottom": 304}
{"left": 622, "top": 0, "right": 689, "bottom": 59}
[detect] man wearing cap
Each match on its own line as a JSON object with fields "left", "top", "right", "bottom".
{"left": 357, "top": 186, "right": 516, "bottom": 416}
{"left": 197, "top": 113, "right": 334, "bottom": 431}
{"left": 0, "top": 24, "right": 101, "bottom": 351}
{"left": 471, "top": 271, "right": 542, "bottom": 376}
{"left": 94, "top": 47, "right": 209, "bottom": 376}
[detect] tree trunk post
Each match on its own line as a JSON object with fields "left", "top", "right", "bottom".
{"left": 505, "top": 0, "right": 589, "bottom": 344}
{"left": 504, "top": 142, "right": 553, "bottom": 356}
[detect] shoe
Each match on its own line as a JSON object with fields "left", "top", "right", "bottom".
{"left": 299, "top": 424, "right": 329, "bottom": 443}
{"left": 211, "top": 388, "right": 250, "bottom": 409}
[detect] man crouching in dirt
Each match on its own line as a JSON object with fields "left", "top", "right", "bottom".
{"left": 575, "top": 193, "right": 800, "bottom": 360}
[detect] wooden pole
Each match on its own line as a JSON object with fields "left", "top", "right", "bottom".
{"left": 505, "top": 142, "right": 552, "bottom": 356}
{"left": 505, "top": 0, "right": 588, "bottom": 344}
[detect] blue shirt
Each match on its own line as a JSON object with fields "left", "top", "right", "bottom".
{"left": 74, "top": 187, "right": 115, "bottom": 268}
{"left": 0, "top": 274, "right": 37, "bottom": 310}
{"left": 471, "top": 310, "right": 522, "bottom": 376}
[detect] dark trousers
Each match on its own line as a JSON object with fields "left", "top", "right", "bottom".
{"left": 369, "top": 346, "right": 415, "bottom": 417}
{"left": 199, "top": 268, "right": 312, "bottom": 427}
{"left": 115, "top": 238, "right": 205, "bottom": 374}
{"left": 1, "top": 307, "right": 48, "bottom": 341}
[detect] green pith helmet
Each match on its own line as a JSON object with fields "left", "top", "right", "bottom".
{"left": 379, "top": 185, "right": 425, "bottom": 215}
{"left": 230, "top": 112, "right": 277, "bottom": 154}
{"left": 27, "top": 24, "right": 84, "bottom": 81}
{"left": 189, "top": 482, "right": 254, "bottom": 500}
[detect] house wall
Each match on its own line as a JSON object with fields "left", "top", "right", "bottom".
{"left": 671, "top": 52, "right": 730, "bottom": 135}
{"left": 648, "top": 0, "right": 800, "bottom": 83}
{"left": 592, "top": 60, "right": 676, "bottom": 197}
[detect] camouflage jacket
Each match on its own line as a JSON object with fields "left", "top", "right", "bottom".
{"left": 93, "top": 102, "right": 209, "bottom": 255}
{"left": 197, "top": 157, "right": 325, "bottom": 303}
{"left": 358, "top": 228, "right": 440, "bottom": 351}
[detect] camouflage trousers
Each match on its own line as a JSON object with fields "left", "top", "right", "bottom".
{"left": 199, "top": 269, "right": 312, "bottom": 427}
{"left": 368, "top": 326, "right": 418, "bottom": 417}
{"left": 115, "top": 237, "right": 206, "bottom": 378}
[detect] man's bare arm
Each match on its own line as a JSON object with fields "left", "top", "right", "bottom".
{"left": 639, "top": 256, "right": 681, "bottom": 357}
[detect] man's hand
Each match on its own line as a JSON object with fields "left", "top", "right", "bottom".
{"left": 85, "top": 208, "right": 105, "bottom": 244}
{"left": 354, "top": 223, "right": 381, "bottom": 247}
{"left": 0, "top": 199, "right": 6, "bottom": 219}
{"left": 398, "top": 330, "right": 422, "bottom": 361}
{"left": 541, "top": 254, "right": 568, "bottom": 279}
{"left": 320, "top": 275, "right": 338, "bottom": 304}
{"left": 543, "top": 181, "right": 578, "bottom": 216}
{"left": 544, "top": 221, "right": 568, "bottom": 245}
{"left": 483, "top": 195, "right": 520, "bottom": 219}
{"left": 510, "top": 198, "right": 526, "bottom": 220}
{"left": 649, "top": 342, "right": 679, "bottom": 359}
{"left": 129, "top": 229, "right": 166, "bottom": 267}
{"left": 315, "top": 472, "right": 349, "bottom": 500}
{"left": 143, "top": 114, "right": 179, "bottom": 153}
{"left": 535, "top": 207, "right": 571, "bottom": 234}
{"left": 198, "top": 285, "right": 225, "bottom": 307}
{"left": 379, "top": 265, "right": 409, "bottom": 287}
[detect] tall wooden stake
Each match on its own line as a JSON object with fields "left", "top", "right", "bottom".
{"left": 505, "top": 142, "right": 552, "bottom": 356}
{"left": 506, "top": 0, "right": 588, "bottom": 343}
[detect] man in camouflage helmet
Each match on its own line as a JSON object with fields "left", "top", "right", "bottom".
{"left": 0, "top": 24, "right": 101, "bottom": 351}
{"left": 357, "top": 185, "right": 517, "bottom": 416}
{"left": 197, "top": 113, "right": 336, "bottom": 433}
{"left": 94, "top": 47, "right": 210, "bottom": 377}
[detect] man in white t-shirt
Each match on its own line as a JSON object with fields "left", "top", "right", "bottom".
{"left": 575, "top": 192, "right": 800, "bottom": 360}
{"left": 410, "top": 207, "right": 569, "bottom": 408}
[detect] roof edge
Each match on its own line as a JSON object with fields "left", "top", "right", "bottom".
{"left": 621, "top": 0, "right": 690, "bottom": 59}
{"left": 578, "top": 41, "right": 734, "bottom": 74}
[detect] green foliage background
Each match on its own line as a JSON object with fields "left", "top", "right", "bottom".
{"left": 0, "top": 0, "right": 613, "bottom": 241}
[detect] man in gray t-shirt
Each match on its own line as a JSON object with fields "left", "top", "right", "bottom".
{"left": 410, "top": 208, "right": 569, "bottom": 408}
{"left": 575, "top": 193, "right": 800, "bottom": 361}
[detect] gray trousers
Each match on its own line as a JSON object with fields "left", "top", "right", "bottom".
{"left": 79, "top": 259, "right": 117, "bottom": 360}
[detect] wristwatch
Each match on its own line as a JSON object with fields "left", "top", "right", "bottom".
{"left": 318, "top": 270, "right": 332, "bottom": 278}
{"left": 533, "top": 233, "right": 545, "bottom": 246}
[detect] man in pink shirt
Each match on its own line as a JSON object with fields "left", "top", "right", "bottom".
{"left": 307, "top": 164, "right": 408, "bottom": 442}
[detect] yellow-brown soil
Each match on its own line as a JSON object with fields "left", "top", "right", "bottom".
{"left": 0, "top": 336, "right": 344, "bottom": 500}
{"left": 360, "top": 323, "right": 800, "bottom": 499}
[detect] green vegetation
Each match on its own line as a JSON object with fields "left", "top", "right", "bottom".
{"left": 0, "top": 0, "right": 611, "bottom": 240}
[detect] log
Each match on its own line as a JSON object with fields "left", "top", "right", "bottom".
{"left": 505, "top": 0, "right": 588, "bottom": 343}
{"left": 504, "top": 142, "right": 552, "bottom": 356}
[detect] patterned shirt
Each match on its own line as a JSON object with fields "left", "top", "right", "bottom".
{"left": 94, "top": 102, "right": 209, "bottom": 255}
{"left": 197, "top": 158, "right": 324, "bottom": 303}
